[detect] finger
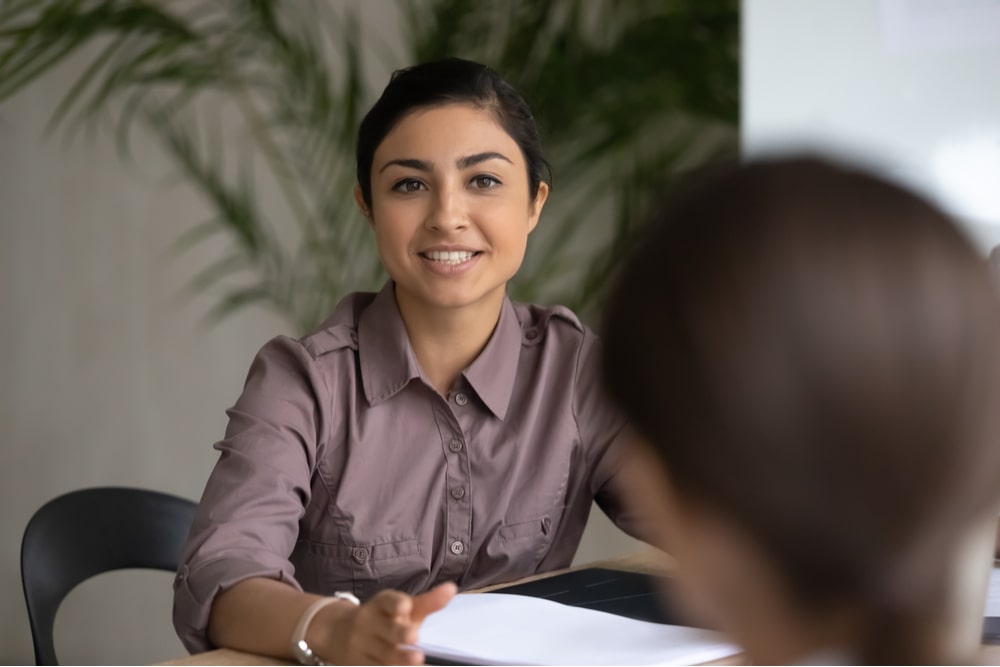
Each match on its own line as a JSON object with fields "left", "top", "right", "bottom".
{"left": 394, "top": 646, "right": 425, "bottom": 666}
{"left": 372, "top": 589, "right": 414, "bottom": 620}
{"left": 397, "top": 623, "right": 420, "bottom": 647}
{"left": 349, "top": 608, "right": 407, "bottom": 659}
{"left": 366, "top": 628, "right": 403, "bottom": 654}
{"left": 411, "top": 582, "right": 458, "bottom": 624}
{"left": 363, "top": 640, "right": 422, "bottom": 666}
{"left": 367, "top": 617, "right": 415, "bottom": 648}
{"left": 386, "top": 620, "right": 420, "bottom": 646}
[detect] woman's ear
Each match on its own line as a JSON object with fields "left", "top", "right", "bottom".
{"left": 354, "top": 184, "right": 373, "bottom": 225}
{"left": 527, "top": 182, "right": 550, "bottom": 234}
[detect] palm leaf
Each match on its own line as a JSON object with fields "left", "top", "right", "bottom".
{"left": 0, "top": 0, "right": 738, "bottom": 332}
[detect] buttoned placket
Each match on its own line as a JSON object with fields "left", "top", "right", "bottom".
{"left": 435, "top": 387, "right": 474, "bottom": 582}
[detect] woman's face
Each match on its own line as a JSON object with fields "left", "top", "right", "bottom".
{"left": 359, "top": 103, "right": 548, "bottom": 316}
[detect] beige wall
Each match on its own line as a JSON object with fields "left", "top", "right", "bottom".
{"left": 0, "top": 55, "right": 291, "bottom": 664}
{"left": 0, "top": 4, "right": 639, "bottom": 663}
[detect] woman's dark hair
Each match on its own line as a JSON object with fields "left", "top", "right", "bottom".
{"left": 602, "top": 155, "right": 1000, "bottom": 664}
{"left": 356, "top": 57, "right": 551, "bottom": 208}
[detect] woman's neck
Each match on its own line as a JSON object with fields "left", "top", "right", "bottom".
{"left": 394, "top": 287, "right": 505, "bottom": 396}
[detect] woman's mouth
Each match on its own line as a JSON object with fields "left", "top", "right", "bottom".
{"left": 420, "top": 250, "right": 482, "bottom": 265}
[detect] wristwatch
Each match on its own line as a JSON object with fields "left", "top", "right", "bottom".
{"left": 291, "top": 592, "right": 361, "bottom": 665}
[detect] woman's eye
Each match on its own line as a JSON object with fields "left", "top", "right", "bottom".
{"left": 392, "top": 179, "right": 426, "bottom": 193}
{"left": 471, "top": 175, "right": 501, "bottom": 190}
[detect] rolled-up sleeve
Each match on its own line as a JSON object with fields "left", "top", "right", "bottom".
{"left": 173, "top": 335, "right": 328, "bottom": 653}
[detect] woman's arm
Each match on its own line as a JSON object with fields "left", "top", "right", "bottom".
{"left": 208, "top": 576, "right": 456, "bottom": 664}
{"left": 174, "top": 334, "right": 453, "bottom": 657}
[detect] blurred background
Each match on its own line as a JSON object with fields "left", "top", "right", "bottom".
{"left": 0, "top": 1, "right": 737, "bottom": 662}
{"left": 2, "top": 0, "right": 999, "bottom": 663}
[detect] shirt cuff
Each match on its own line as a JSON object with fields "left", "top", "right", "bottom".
{"left": 172, "top": 555, "right": 302, "bottom": 654}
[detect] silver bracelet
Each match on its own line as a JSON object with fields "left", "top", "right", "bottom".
{"left": 291, "top": 592, "right": 361, "bottom": 665}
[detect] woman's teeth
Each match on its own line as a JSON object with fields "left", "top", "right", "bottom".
{"left": 424, "top": 250, "right": 475, "bottom": 264}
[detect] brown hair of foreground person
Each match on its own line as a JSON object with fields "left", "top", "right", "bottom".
{"left": 601, "top": 156, "right": 1000, "bottom": 665}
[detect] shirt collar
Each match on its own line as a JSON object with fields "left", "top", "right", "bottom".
{"left": 358, "top": 282, "right": 422, "bottom": 405}
{"left": 357, "top": 281, "right": 522, "bottom": 420}
{"left": 462, "top": 295, "right": 521, "bottom": 421}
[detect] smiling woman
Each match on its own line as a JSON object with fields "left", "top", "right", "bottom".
{"left": 171, "top": 58, "right": 642, "bottom": 666}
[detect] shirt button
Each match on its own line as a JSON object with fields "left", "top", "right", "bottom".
{"left": 450, "top": 486, "right": 466, "bottom": 499}
{"left": 352, "top": 547, "right": 370, "bottom": 563}
{"left": 450, "top": 540, "right": 465, "bottom": 555}
{"left": 449, "top": 438, "right": 463, "bottom": 452}
{"left": 454, "top": 392, "right": 469, "bottom": 406}
{"left": 525, "top": 329, "right": 538, "bottom": 341}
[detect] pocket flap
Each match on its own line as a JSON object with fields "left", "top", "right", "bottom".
{"left": 497, "top": 515, "right": 551, "bottom": 543}
{"left": 340, "top": 537, "right": 421, "bottom": 563}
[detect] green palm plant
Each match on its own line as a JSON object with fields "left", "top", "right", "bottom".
{"left": 0, "top": 0, "right": 737, "bottom": 332}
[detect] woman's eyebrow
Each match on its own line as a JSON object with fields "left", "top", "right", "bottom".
{"left": 379, "top": 158, "right": 431, "bottom": 173}
{"left": 379, "top": 152, "right": 512, "bottom": 174}
{"left": 457, "top": 151, "right": 512, "bottom": 169}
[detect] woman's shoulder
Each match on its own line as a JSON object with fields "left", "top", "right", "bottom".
{"left": 509, "top": 300, "right": 614, "bottom": 384}
{"left": 510, "top": 299, "right": 592, "bottom": 344}
{"left": 296, "top": 290, "right": 378, "bottom": 359}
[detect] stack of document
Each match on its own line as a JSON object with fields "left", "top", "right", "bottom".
{"left": 985, "top": 567, "right": 1000, "bottom": 617}
{"left": 983, "top": 567, "right": 1000, "bottom": 642}
{"left": 416, "top": 592, "right": 741, "bottom": 665}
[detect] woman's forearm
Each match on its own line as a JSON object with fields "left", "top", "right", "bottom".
{"left": 206, "top": 576, "right": 455, "bottom": 664}
{"left": 207, "top": 577, "right": 353, "bottom": 659}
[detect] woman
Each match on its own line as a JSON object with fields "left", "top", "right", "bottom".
{"left": 602, "top": 156, "right": 1000, "bottom": 664}
{"left": 173, "top": 58, "right": 638, "bottom": 664}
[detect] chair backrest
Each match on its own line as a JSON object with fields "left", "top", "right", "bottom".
{"left": 20, "top": 486, "right": 197, "bottom": 665}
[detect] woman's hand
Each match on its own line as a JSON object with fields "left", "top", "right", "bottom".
{"left": 313, "top": 582, "right": 458, "bottom": 665}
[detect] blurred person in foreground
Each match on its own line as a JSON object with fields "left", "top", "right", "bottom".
{"left": 602, "top": 155, "right": 1000, "bottom": 664}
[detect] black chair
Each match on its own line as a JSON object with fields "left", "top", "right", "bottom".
{"left": 20, "top": 486, "right": 197, "bottom": 665}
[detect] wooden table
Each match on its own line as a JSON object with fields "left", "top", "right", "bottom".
{"left": 160, "top": 548, "right": 1000, "bottom": 665}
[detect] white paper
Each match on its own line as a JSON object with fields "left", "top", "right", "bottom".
{"left": 415, "top": 593, "right": 740, "bottom": 666}
{"left": 984, "top": 567, "right": 1000, "bottom": 616}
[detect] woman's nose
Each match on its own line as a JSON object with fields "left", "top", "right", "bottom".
{"left": 425, "top": 188, "right": 469, "bottom": 233}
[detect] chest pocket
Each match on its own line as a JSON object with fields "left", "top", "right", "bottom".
{"left": 481, "top": 513, "right": 554, "bottom": 583}
{"left": 344, "top": 537, "right": 428, "bottom": 600}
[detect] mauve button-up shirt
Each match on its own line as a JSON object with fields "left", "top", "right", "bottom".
{"left": 173, "top": 282, "right": 636, "bottom": 653}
